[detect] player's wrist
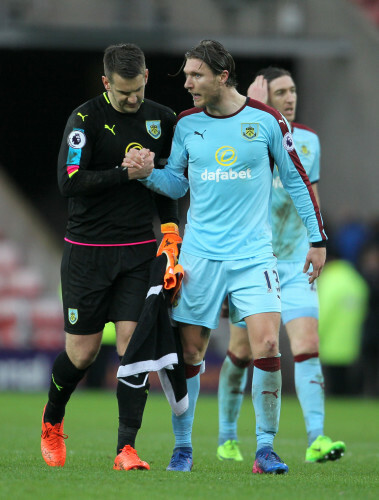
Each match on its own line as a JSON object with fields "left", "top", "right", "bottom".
{"left": 115, "top": 165, "right": 129, "bottom": 183}
{"left": 311, "top": 240, "right": 327, "bottom": 248}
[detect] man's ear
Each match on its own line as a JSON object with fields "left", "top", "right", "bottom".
{"left": 102, "top": 75, "right": 111, "bottom": 90}
{"left": 219, "top": 70, "right": 229, "bottom": 85}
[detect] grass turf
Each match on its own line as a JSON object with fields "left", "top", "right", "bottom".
{"left": 1, "top": 391, "right": 378, "bottom": 499}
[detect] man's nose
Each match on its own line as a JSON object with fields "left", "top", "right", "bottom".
{"left": 184, "top": 77, "right": 192, "bottom": 89}
{"left": 286, "top": 92, "right": 295, "bottom": 102}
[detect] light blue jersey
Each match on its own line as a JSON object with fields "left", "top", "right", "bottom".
{"left": 141, "top": 98, "right": 326, "bottom": 260}
{"left": 272, "top": 122, "right": 321, "bottom": 261}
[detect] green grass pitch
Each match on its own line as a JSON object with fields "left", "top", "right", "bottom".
{"left": 1, "top": 391, "right": 378, "bottom": 499}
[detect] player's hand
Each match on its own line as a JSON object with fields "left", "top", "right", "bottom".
{"left": 122, "top": 148, "right": 155, "bottom": 179}
{"left": 247, "top": 75, "right": 269, "bottom": 104}
{"left": 157, "top": 223, "right": 182, "bottom": 261}
{"left": 303, "top": 246, "right": 326, "bottom": 284}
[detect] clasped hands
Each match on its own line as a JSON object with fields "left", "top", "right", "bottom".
{"left": 122, "top": 148, "right": 155, "bottom": 180}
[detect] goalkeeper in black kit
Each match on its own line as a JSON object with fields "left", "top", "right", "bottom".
{"left": 41, "top": 43, "right": 180, "bottom": 471}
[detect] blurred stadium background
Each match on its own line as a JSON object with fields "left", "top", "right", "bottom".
{"left": 0, "top": 0, "right": 378, "bottom": 394}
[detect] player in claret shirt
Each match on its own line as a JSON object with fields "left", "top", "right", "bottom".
{"left": 216, "top": 66, "right": 345, "bottom": 465}
{"left": 123, "top": 41, "right": 327, "bottom": 474}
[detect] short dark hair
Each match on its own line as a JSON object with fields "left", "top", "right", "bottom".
{"left": 185, "top": 39, "right": 237, "bottom": 87}
{"left": 103, "top": 43, "right": 146, "bottom": 82}
{"left": 255, "top": 66, "right": 293, "bottom": 85}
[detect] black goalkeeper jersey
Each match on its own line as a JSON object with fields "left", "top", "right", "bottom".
{"left": 57, "top": 93, "right": 178, "bottom": 244}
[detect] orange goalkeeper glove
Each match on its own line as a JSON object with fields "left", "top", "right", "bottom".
{"left": 157, "top": 223, "right": 182, "bottom": 261}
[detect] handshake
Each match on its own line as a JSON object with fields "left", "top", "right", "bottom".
{"left": 122, "top": 147, "right": 155, "bottom": 180}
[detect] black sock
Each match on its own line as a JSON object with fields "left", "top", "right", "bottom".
{"left": 116, "top": 377, "right": 150, "bottom": 453}
{"left": 44, "top": 351, "right": 88, "bottom": 425}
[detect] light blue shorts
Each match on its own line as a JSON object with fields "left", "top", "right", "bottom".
{"left": 172, "top": 251, "right": 281, "bottom": 330}
{"left": 233, "top": 259, "right": 318, "bottom": 328}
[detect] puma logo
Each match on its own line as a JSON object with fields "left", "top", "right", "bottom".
{"left": 262, "top": 388, "right": 279, "bottom": 398}
{"left": 52, "top": 374, "right": 63, "bottom": 392}
{"left": 105, "top": 124, "right": 116, "bottom": 135}
{"left": 278, "top": 119, "right": 285, "bottom": 124}
{"left": 194, "top": 130, "right": 206, "bottom": 139}
{"left": 77, "top": 112, "right": 88, "bottom": 122}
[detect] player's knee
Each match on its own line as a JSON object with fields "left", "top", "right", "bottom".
{"left": 308, "top": 331, "right": 320, "bottom": 351}
{"left": 229, "top": 324, "right": 250, "bottom": 356}
{"left": 227, "top": 349, "right": 252, "bottom": 368}
{"left": 229, "top": 342, "right": 252, "bottom": 361}
{"left": 180, "top": 325, "right": 209, "bottom": 365}
{"left": 67, "top": 345, "right": 100, "bottom": 370}
{"left": 291, "top": 333, "right": 319, "bottom": 357}
{"left": 182, "top": 339, "right": 205, "bottom": 365}
{"left": 260, "top": 336, "right": 279, "bottom": 357}
{"left": 182, "top": 348, "right": 203, "bottom": 366}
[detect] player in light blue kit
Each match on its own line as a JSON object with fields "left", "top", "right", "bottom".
{"left": 216, "top": 67, "right": 346, "bottom": 465}
{"left": 123, "top": 41, "right": 327, "bottom": 474}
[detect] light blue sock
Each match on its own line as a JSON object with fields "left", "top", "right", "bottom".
{"left": 218, "top": 356, "right": 248, "bottom": 445}
{"left": 252, "top": 364, "right": 282, "bottom": 451}
{"left": 295, "top": 357, "right": 325, "bottom": 446}
{"left": 171, "top": 367, "right": 201, "bottom": 450}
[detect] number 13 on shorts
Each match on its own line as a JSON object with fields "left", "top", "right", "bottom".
{"left": 264, "top": 269, "right": 281, "bottom": 299}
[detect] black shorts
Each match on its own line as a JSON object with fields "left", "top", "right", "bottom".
{"left": 61, "top": 241, "right": 156, "bottom": 334}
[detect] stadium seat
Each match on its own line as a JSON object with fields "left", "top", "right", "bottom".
{"left": 0, "top": 240, "right": 22, "bottom": 276}
{"left": 0, "top": 298, "right": 30, "bottom": 348}
{"left": 7, "top": 267, "right": 44, "bottom": 299}
{"left": 30, "top": 298, "right": 65, "bottom": 350}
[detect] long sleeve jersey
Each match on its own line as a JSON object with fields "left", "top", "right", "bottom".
{"left": 140, "top": 97, "right": 326, "bottom": 260}
{"left": 57, "top": 93, "right": 178, "bottom": 245}
{"left": 272, "top": 122, "right": 321, "bottom": 261}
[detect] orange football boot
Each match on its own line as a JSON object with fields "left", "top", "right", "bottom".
{"left": 41, "top": 405, "right": 68, "bottom": 467}
{"left": 113, "top": 445, "right": 150, "bottom": 471}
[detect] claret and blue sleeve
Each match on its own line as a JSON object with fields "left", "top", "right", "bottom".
{"left": 140, "top": 99, "right": 326, "bottom": 260}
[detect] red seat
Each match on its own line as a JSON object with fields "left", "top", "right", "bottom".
{"left": 30, "top": 298, "right": 65, "bottom": 350}
{"left": 0, "top": 241, "right": 22, "bottom": 276}
{"left": 8, "top": 267, "right": 44, "bottom": 299}
{"left": 0, "top": 299, "right": 29, "bottom": 348}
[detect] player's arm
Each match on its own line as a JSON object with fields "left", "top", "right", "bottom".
{"left": 304, "top": 134, "right": 323, "bottom": 281}
{"left": 57, "top": 111, "right": 130, "bottom": 197}
{"left": 123, "top": 124, "right": 189, "bottom": 200}
{"left": 311, "top": 183, "right": 320, "bottom": 207}
{"left": 270, "top": 118, "right": 327, "bottom": 282}
{"left": 308, "top": 131, "right": 321, "bottom": 208}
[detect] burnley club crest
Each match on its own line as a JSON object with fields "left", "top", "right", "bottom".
{"left": 146, "top": 120, "right": 161, "bottom": 139}
{"left": 241, "top": 123, "right": 259, "bottom": 141}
